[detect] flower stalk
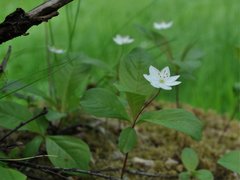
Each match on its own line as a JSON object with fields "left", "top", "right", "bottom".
{"left": 120, "top": 89, "right": 160, "bottom": 179}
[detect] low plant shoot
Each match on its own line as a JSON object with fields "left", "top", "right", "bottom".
{"left": 179, "top": 147, "right": 214, "bottom": 180}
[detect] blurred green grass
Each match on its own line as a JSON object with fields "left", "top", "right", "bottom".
{"left": 0, "top": 0, "right": 239, "bottom": 116}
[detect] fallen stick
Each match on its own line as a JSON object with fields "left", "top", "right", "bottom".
{"left": 0, "top": 0, "right": 74, "bottom": 44}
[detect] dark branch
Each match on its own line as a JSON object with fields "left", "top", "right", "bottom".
{"left": 0, "top": 0, "right": 74, "bottom": 44}
{"left": 0, "top": 107, "right": 48, "bottom": 144}
{"left": 4, "top": 160, "right": 178, "bottom": 179}
{"left": 5, "top": 161, "right": 120, "bottom": 180}
{"left": 94, "top": 167, "right": 178, "bottom": 179}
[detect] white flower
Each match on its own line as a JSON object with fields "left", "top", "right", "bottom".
{"left": 143, "top": 65, "right": 181, "bottom": 90}
{"left": 113, "top": 34, "right": 134, "bottom": 45}
{"left": 48, "top": 46, "right": 65, "bottom": 54}
{"left": 153, "top": 21, "right": 173, "bottom": 30}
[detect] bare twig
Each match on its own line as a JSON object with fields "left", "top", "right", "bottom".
{"left": 0, "top": 142, "right": 24, "bottom": 150}
{"left": 0, "top": 0, "right": 75, "bottom": 44}
{"left": 126, "top": 169, "right": 177, "bottom": 179}
{"left": 91, "top": 167, "right": 178, "bottom": 179}
{"left": 0, "top": 107, "right": 48, "bottom": 144}
{"left": 5, "top": 161, "right": 120, "bottom": 180}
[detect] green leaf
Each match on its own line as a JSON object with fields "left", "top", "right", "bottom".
{"left": 23, "top": 136, "right": 43, "bottom": 157}
{"left": 181, "top": 148, "right": 199, "bottom": 171}
{"left": 0, "top": 102, "right": 47, "bottom": 134}
{"left": 118, "top": 48, "right": 155, "bottom": 95}
{"left": 194, "top": 169, "right": 214, "bottom": 180}
{"left": 79, "top": 54, "right": 111, "bottom": 71}
{"left": 0, "top": 151, "right": 7, "bottom": 158}
{"left": 218, "top": 150, "right": 240, "bottom": 174}
{"left": 179, "top": 172, "right": 191, "bottom": 180}
{"left": 126, "top": 92, "right": 145, "bottom": 118}
{"left": 46, "top": 135, "right": 91, "bottom": 170}
{"left": 45, "top": 110, "right": 66, "bottom": 122}
{"left": 138, "top": 109, "right": 203, "bottom": 140}
{"left": 0, "top": 166, "right": 26, "bottom": 180}
{"left": 54, "top": 60, "right": 91, "bottom": 112}
{"left": 173, "top": 60, "right": 201, "bottom": 74}
{"left": 118, "top": 127, "right": 137, "bottom": 153}
{"left": 233, "top": 82, "right": 240, "bottom": 96}
{"left": 80, "top": 88, "right": 129, "bottom": 120}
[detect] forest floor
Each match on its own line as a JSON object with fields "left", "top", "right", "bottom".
{"left": 1, "top": 102, "right": 239, "bottom": 180}
{"left": 82, "top": 102, "right": 240, "bottom": 180}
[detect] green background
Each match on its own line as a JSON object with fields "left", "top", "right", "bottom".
{"left": 0, "top": 0, "right": 239, "bottom": 116}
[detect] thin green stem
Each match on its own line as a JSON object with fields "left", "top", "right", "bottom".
{"left": 69, "top": 0, "right": 81, "bottom": 51}
{"left": 175, "top": 82, "right": 180, "bottom": 108}
{"left": 132, "top": 90, "right": 160, "bottom": 128}
{"left": 48, "top": 22, "right": 58, "bottom": 62}
{"left": 120, "top": 90, "right": 160, "bottom": 179}
{"left": 44, "top": 24, "right": 54, "bottom": 98}
{"left": 116, "top": 45, "right": 124, "bottom": 81}
{"left": 65, "top": 5, "right": 72, "bottom": 44}
{"left": 174, "top": 66, "right": 181, "bottom": 108}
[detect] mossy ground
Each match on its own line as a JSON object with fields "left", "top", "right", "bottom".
{"left": 1, "top": 102, "right": 239, "bottom": 180}
{"left": 81, "top": 102, "right": 240, "bottom": 180}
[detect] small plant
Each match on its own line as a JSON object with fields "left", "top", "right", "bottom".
{"left": 179, "top": 147, "right": 214, "bottom": 180}
{"left": 80, "top": 48, "right": 203, "bottom": 179}
{"left": 137, "top": 22, "right": 203, "bottom": 107}
{"left": 217, "top": 150, "right": 240, "bottom": 174}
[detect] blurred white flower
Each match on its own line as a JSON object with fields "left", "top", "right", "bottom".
{"left": 153, "top": 21, "right": 173, "bottom": 30}
{"left": 48, "top": 46, "right": 65, "bottom": 54}
{"left": 113, "top": 34, "right": 134, "bottom": 45}
{"left": 143, "top": 65, "right": 181, "bottom": 90}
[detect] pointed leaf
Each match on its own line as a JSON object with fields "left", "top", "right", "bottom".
{"left": 23, "top": 136, "right": 43, "bottom": 157}
{"left": 81, "top": 88, "right": 129, "bottom": 120}
{"left": 138, "top": 109, "right": 203, "bottom": 140}
{"left": 0, "top": 102, "right": 47, "bottom": 134}
{"left": 194, "top": 169, "right": 214, "bottom": 180}
{"left": 118, "top": 48, "right": 155, "bottom": 95}
{"left": 181, "top": 148, "right": 199, "bottom": 171}
{"left": 46, "top": 135, "right": 91, "bottom": 170}
{"left": 126, "top": 92, "right": 145, "bottom": 118}
{"left": 118, "top": 127, "right": 137, "bottom": 153}
{"left": 0, "top": 166, "right": 26, "bottom": 180}
{"left": 55, "top": 61, "right": 91, "bottom": 112}
{"left": 45, "top": 110, "right": 66, "bottom": 122}
{"left": 179, "top": 172, "right": 191, "bottom": 180}
{"left": 218, "top": 150, "right": 240, "bottom": 174}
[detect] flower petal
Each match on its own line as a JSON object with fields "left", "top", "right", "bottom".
{"left": 160, "top": 66, "right": 170, "bottom": 78}
{"left": 149, "top": 65, "right": 160, "bottom": 77}
{"left": 167, "top": 75, "right": 180, "bottom": 82}
{"left": 153, "top": 21, "right": 173, "bottom": 30}
{"left": 150, "top": 81, "right": 161, "bottom": 88}
{"left": 113, "top": 34, "right": 134, "bottom": 45}
{"left": 156, "top": 83, "right": 172, "bottom": 90}
{"left": 150, "top": 80, "right": 172, "bottom": 90}
{"left": 165, "top": 81, "right": 181, "bottom": 86}
{"left": 143, "top": 74, "right": 151, "bottom": 82}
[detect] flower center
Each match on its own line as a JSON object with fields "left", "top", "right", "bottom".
{"left": 159, "top": 79, "right": 165, "bottom": 83}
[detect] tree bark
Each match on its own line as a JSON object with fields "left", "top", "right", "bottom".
{"left": 0, "top": 0, "right": 74, "bottom": 44}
